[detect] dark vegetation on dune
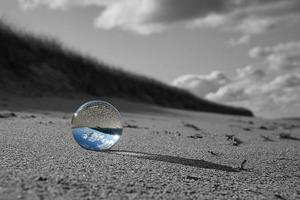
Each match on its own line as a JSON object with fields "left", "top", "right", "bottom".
{"left": 0, "top": 21, "right": 253, "bottom": 116}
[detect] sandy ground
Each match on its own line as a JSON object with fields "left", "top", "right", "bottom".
{"left": 0, "top": 96, "right": 300, "bottom": 199}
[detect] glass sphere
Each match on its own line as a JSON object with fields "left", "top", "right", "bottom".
{"left": 71, "top": 100, "right": 123, "bottom": 151}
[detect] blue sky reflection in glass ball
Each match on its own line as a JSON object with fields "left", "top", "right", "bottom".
{"left": 71, "top": 101, "right": 123, "bottom": 151}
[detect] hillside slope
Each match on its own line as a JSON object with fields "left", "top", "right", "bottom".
{"left": 0, "top": 21, "right": 253, "bottom": 116}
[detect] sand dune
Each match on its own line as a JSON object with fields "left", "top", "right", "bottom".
{"left": 0, "top": 20, "right": 252, "bottom": 117}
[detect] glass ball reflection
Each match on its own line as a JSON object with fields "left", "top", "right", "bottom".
{"left": 71, "top": 100, "right": 123, "bottom": 151}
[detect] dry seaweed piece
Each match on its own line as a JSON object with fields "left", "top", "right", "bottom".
{"left": 225, "top": 134, "right": 234, "bottom": 140}
{"left": 183, "top": 122, "right": 200, "bottom": 131}
{"left": 260, "top": 135, "right": 274, "bottom": 142}
{"left": 274, "top": 194, "right": 287, "bottom": 200}
{"left": 0, "top": 112, "right": 17, "bottom": 118}
{"left": 186, "top": 175, "right": 201, "bottom": 181}
{"left": 240, "top": 160, "right": 247, "bottom": 170}
{"left": 124, "top": 124, "right": 139, "bottom": 128}
{"left": 233, "top": 137, "right": 243, "bottom": 146}
{"left": 259, "top": 126, "right": 269, "bottom": 130}
{"left": 278, "top": 133, "right": 300, "bottom": 141}
{"left": 36, "top": 176, "right": 48, "bottom": 181}
{"left": 21, "top": 115, "right": 36, "bottom": 119}
{"left": 208, "top": 151, "right": 217, "bottom": 156}
{"left": 243, "top": 127, "right": 251, "bottom": 131}
{"left": 226, "top": 134, "right": 243, "bottom": 146}
{"left": 124, "top": 123, "right": 149, "bottom": 129}
{"left": 187, "top": 133, "right": 203, "bottom": 139}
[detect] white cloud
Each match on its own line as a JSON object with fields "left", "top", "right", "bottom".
{"left": 94, "top": 0, "right": 165, "bottom": 35}
{"left": 236, "top": 65, "right": 265, "bottom": 80}
{"left": 206, "top": 84, "right": 248, "bottom": 102}
{"left": 189, "top": 0, "right": 300, "bottom": 43}
{"left": 172, "top": 65, "right": 265, "bottom": 99}
{"left": 18, "top": 0, "right": 116, "bottom": 10}
{"left": 205, "top": 73, "right": 300, "bottom": 116}
{"left": 249, "top": 41, "right": 300, "bottom": 71}
{"left": 188, "top": 14, "right": 226, "bottom": 28}
{"left": 229, "top": 35, "right": 250, "bottom": 46}
{"left": 172, "top": 41, "right": 300, "bottom": 117}
{"left": 207, "top": 73, "right": 300, "bottom": 103}
{"left": 17, "top": 0, "right": 300, "bottom": 37}
{"left": 171, "top": 71, "right": 230, "bottom": 98}
{"left": 263, "top": 73, "right": 300, "bottom": 92}
{"left": 205, "top": 65, "right": 267, "bottom": 105}
{"left": 233, "top": 17, "right": 277, "bottom": 35}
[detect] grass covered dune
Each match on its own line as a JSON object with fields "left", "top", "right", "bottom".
{"left": 0, "top": 21, "right": 253, "bottom": 116}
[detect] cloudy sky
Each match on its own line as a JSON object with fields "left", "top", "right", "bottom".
{"left": 1, "top": 0, "right": 300, "bottom": 118}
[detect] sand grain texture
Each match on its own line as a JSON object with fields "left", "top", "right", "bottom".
{"left": 0, "top": 99, "right": 300, "bottom": 199}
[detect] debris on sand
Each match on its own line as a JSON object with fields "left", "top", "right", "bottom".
{"left": 243, "top": 127, "right": 251, "bottom": 131}
{"left": 260, "top": 135, "right": 274, "bottom": 142}
{"left": 37, "top": 121, "right": 56, "bottom": 125}
{"left": 186, "top": 175, "right": 201, "bottom": 181}
{"left": 208, "top": 151, "right": 217, "bottom": 156}
{"left": 225, "top": 134, "right": 234, "bottom": 140}
{"left": 233, "top": 137, "right": 243, "bottom": 146}
{"left": 161, "top": 130, "right": 182, "bottom": 137}
{"left": 36, "top": 176, "right": 48, "bottom": 182}
{"left": 274, "top": 194, "right": 287, "bottom": 200}
{"left": 183, "top": 122, "right": 200, "bottom": 131}
{"left": 225, "top": 134, "right": 243, "bottom": 146}
{"left": 259, "top": 126, "right": 269, "bottom": 130}
{"left": 240, "top": 160, "right": 247, "bottom": 170}
{"left": 187, "top": 133, "right": 203, "bottom": 139}
{"left": 124, "top": 124, "right": 139, "bottom": 128}
{"left": 21, "top": 115, "right": 36, "bottom": 119}
{"left": 278, "top": 133, "right": 300, "bottom": 141}
{"left": 0, "top": 112, "right": 17, "bottom": 118}
{"left": 124, "top": 123, "right": 149, "bottom": 129}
